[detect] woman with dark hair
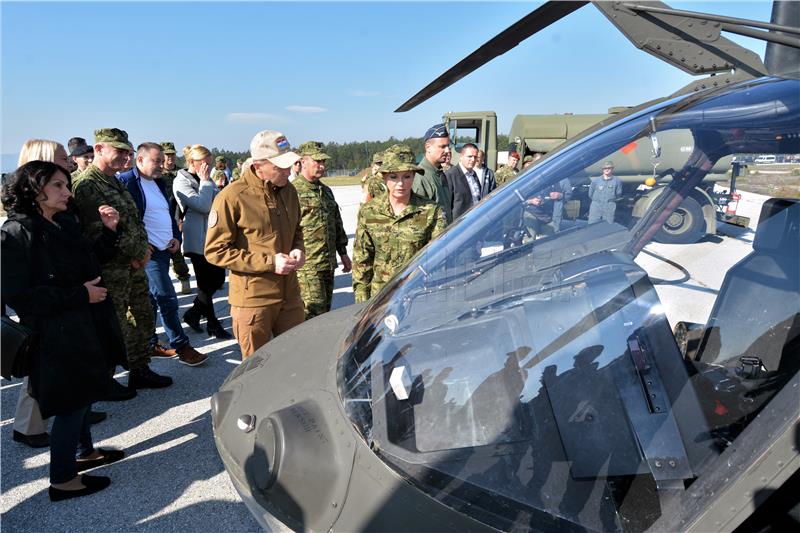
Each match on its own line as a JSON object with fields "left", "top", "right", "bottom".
{"left": 1, "top": 161, "right": 127, "bottom": 501}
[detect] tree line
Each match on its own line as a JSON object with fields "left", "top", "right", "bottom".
{"left": 176, "top": 134, "right": 510, "bottom": 171}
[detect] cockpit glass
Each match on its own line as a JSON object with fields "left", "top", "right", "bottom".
{"left": 338, "top": 78, "right": 800, "bottom": 532}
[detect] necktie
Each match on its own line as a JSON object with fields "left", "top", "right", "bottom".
{"left": 466, "top": 171, "right": 481, "bottom": 204}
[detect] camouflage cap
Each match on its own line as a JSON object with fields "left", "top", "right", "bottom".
{"left": 384, "top": 143, "right": 414, "bottom": 158}
{"left": 371, "top": 152, "right": 383, "bottom": 164}
{"left": 297, "top": 140, "right": 330, "bottom": 161}
{"left": 215, "top": 155, "right": 227, "bottom": 164}
{"left": 94, "top": 128, "right": 133, "bottom": 151}
{"left": 522, "top": 155, "right": 534, "bottom": 164}
{"left": 160, "top": 141, "right": 176, "bottom": 154}
{"left": 236, "top": 158, "right": 244, "bottom": 164}
{"left": 379, "top": 150, "right": 423, "bottom": 174}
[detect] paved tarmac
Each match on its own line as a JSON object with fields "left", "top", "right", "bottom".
{"left": 1, "top": 184, "right": 768, "bottom": 531}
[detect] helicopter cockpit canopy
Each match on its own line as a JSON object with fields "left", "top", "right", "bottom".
{"left": 339, "top": 77, "right": 799, "bottom": 532}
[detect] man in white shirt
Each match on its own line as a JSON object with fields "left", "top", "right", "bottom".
{"left": 119, "top": 143, "right": 207, "bottom": 370}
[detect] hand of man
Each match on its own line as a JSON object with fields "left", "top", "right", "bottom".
{"left": 166, "top": 239, "right": 180, "bottom": 253}
{"left": 98, "top": 205, "right": 120, "bottom": 231}
{"left": 289, "top": 249, "right": 306, "bottom": 270}
{"left": 549, "top": 191, "right": 563, "bottom": 200}
{"left": 340, "top": 254, "right": 352, "bottom": 273}
{"left": 527, "top": 197, "right": 543, "bottom": 206}
{"left": 274, "top": 253, "right": 298, "bottom": 275}
{"left": 84, "top": 276, "right": 108, "bottom": 304}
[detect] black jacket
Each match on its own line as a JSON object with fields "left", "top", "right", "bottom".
{"left": 1, "top": 211, "right": 126, "bottom": 417}
{"left": 444, "top": 165, "right": 496, "bottom": 220}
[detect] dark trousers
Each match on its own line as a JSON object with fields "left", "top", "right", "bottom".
{"left": 185, "top": 253, "right": 226, "bottom": 324}
{"left": 50, "top": 404, "right": 94, "bottom": 484}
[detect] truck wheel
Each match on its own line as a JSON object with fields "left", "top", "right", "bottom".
{"left": 654, "top": 196, "right": 705, "bottom": 244}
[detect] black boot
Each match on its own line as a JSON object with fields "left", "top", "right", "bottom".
{"left": 207, "top": 318, "right": 233, "bottom": 340}
{"left": 182, "top": 304, "right": 203, "bottom": 333}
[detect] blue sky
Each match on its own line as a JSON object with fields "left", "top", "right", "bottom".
{"left": 1, "top": 1, "right": 773, "bottom": 171}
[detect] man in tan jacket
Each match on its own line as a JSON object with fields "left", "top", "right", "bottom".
{"left": 205, "top": 130, "right": 305, "bottom": 358}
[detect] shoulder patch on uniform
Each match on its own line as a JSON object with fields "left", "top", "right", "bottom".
{"left": 208, "top": 208, "right": 218, "bottom": 228}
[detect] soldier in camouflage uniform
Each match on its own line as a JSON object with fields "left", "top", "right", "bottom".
{"left": 72, "top": 129, "right": 172, "bottom": 389}
{"left": 361, "top": 151, "right": 383, "bottom": 203}
{"left": 231, "top": 158, "right": 243, "bottom": 181}
{"left": 159, "top": 141, "right": 192, "bottom": 294}
{"left": 353, "top": 150, "right": 447, "bottom": 302}
{"left": 294, "top": 141, "right": 351, "bottom": 319}
{"left": 495, "top": 151, "right": 520, "bottom": 187}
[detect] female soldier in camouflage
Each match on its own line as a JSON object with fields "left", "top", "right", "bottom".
{"left": 352, "top": 150, "right": 447, "bottom": 302}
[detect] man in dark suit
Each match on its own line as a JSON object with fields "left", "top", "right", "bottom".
{"left": 475, "top": 149, "right": 497, "bottom": 199}
{"left": 445, "top": 143, "right": 494, "bottom": 220}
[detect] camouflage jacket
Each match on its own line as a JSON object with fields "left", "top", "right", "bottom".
{"left": 231, "top": 167, "right": 241, "bottom": 182}
{"left": 412, "top": 157, "right": 453, "bottom": 224}
{"left": 72, "top": 164, "right": 149, "bottom": 268}
{"left": 352, "top": 193, "right": 446, "bottom": 302}
{"left": 495, "top": 165, "right": 518, "bottom": 187}
{"left": 293, "top": 176, "right": 348, "bottom": 272}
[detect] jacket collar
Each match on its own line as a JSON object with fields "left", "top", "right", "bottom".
{"left": 241, "top": 164, "right": 286, "bottom": 193}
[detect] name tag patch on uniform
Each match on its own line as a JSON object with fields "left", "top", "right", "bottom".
{"left": 209, "top": 208, "right": 218, "bottom": 228}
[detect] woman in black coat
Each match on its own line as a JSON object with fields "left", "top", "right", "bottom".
{"left": 1, "top": 161, "right": 127, "bottom": 501}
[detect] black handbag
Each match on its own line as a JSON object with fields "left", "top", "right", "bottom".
{"left": 1, "top": 315, "right": 33, "bottom": 379}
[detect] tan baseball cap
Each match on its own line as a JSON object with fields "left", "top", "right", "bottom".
{"left": 250, "top": 130, "right": 299, "bottom": 169}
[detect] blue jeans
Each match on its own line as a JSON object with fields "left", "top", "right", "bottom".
{"left": 50, "top": 405, "right": 93, "bottom": 483}
{"left": 144, "top": 248, "right": 190, "bottom": 351}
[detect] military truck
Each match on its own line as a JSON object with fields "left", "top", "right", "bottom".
{"left": 444, "top": 110, "right": 742, "bottom": 244}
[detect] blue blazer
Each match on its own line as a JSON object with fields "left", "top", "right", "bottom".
{"left": 118, "top": 167, "right": 181, "bottom": 243}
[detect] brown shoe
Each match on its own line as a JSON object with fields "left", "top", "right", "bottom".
{"left": 178, "top": 345, "right": 208, "bottom": 367}
{"left": 152, "top": 343, "right": 178, "bottom": 359}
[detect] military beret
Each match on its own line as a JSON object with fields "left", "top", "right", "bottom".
{"left": 297, "top": 140, "right": 330, "bottom": 161}
{"left": 94, "top": 128, "right": 133, "bottom": 151}
{"left": 423, "top": 123, "right": 448, "bottom": 142}
{"left": 160, "top": 141, "right": 176, "bottom": 154}
{"left": 508, "top": 151, "right": 520, "bottom": 160}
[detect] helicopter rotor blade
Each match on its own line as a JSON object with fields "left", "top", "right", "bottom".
{"left": 395, "top": 1, "right": 588, "bottom": 112}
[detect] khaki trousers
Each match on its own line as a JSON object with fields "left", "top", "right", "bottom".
{"left": 231, "top": 300, "right": 304, "bottom": 359}
{"left": 13, "top": 378, "right": 48, "bottom": 434}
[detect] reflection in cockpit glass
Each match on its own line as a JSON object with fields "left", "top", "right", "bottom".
{"left": 339, "top": 78, "right": 800, "bottom": 531}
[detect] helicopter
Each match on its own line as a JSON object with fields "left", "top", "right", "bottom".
{"left": 212, "top": 2, "right": 799, "bottom": 531}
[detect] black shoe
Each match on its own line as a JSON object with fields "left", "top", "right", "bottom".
{"left": 89, "top": 411, "right": 107, "bottom": 425}
{"left": 104, "top": 378, "right": 137, "bottom": 401}
{"left": 76, "top": 448, "right": 125, "bottom": 472}
{"left": 207, "top": 322, "right": 233, "bottom": 340}
{"left": 128, "top": 366, "right": 173, "bottom": 389}
{"left": 183, "top": 309, "right": 203, "bottom": 333}
{"left": 49, "top": 474, "right": 111, "bottom": 502}
{"left": 12, "top": 430, "right": 50, "bottom": 448}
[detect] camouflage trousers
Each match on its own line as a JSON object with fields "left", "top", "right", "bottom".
{"left": 171, "top": 250, "right": 190, "bottom": 281}
{"left": 103, "top": 266, "right": 154, "bottom": 370}
{"left": 297, "top": 269, "right": 335, "bottom": 320}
